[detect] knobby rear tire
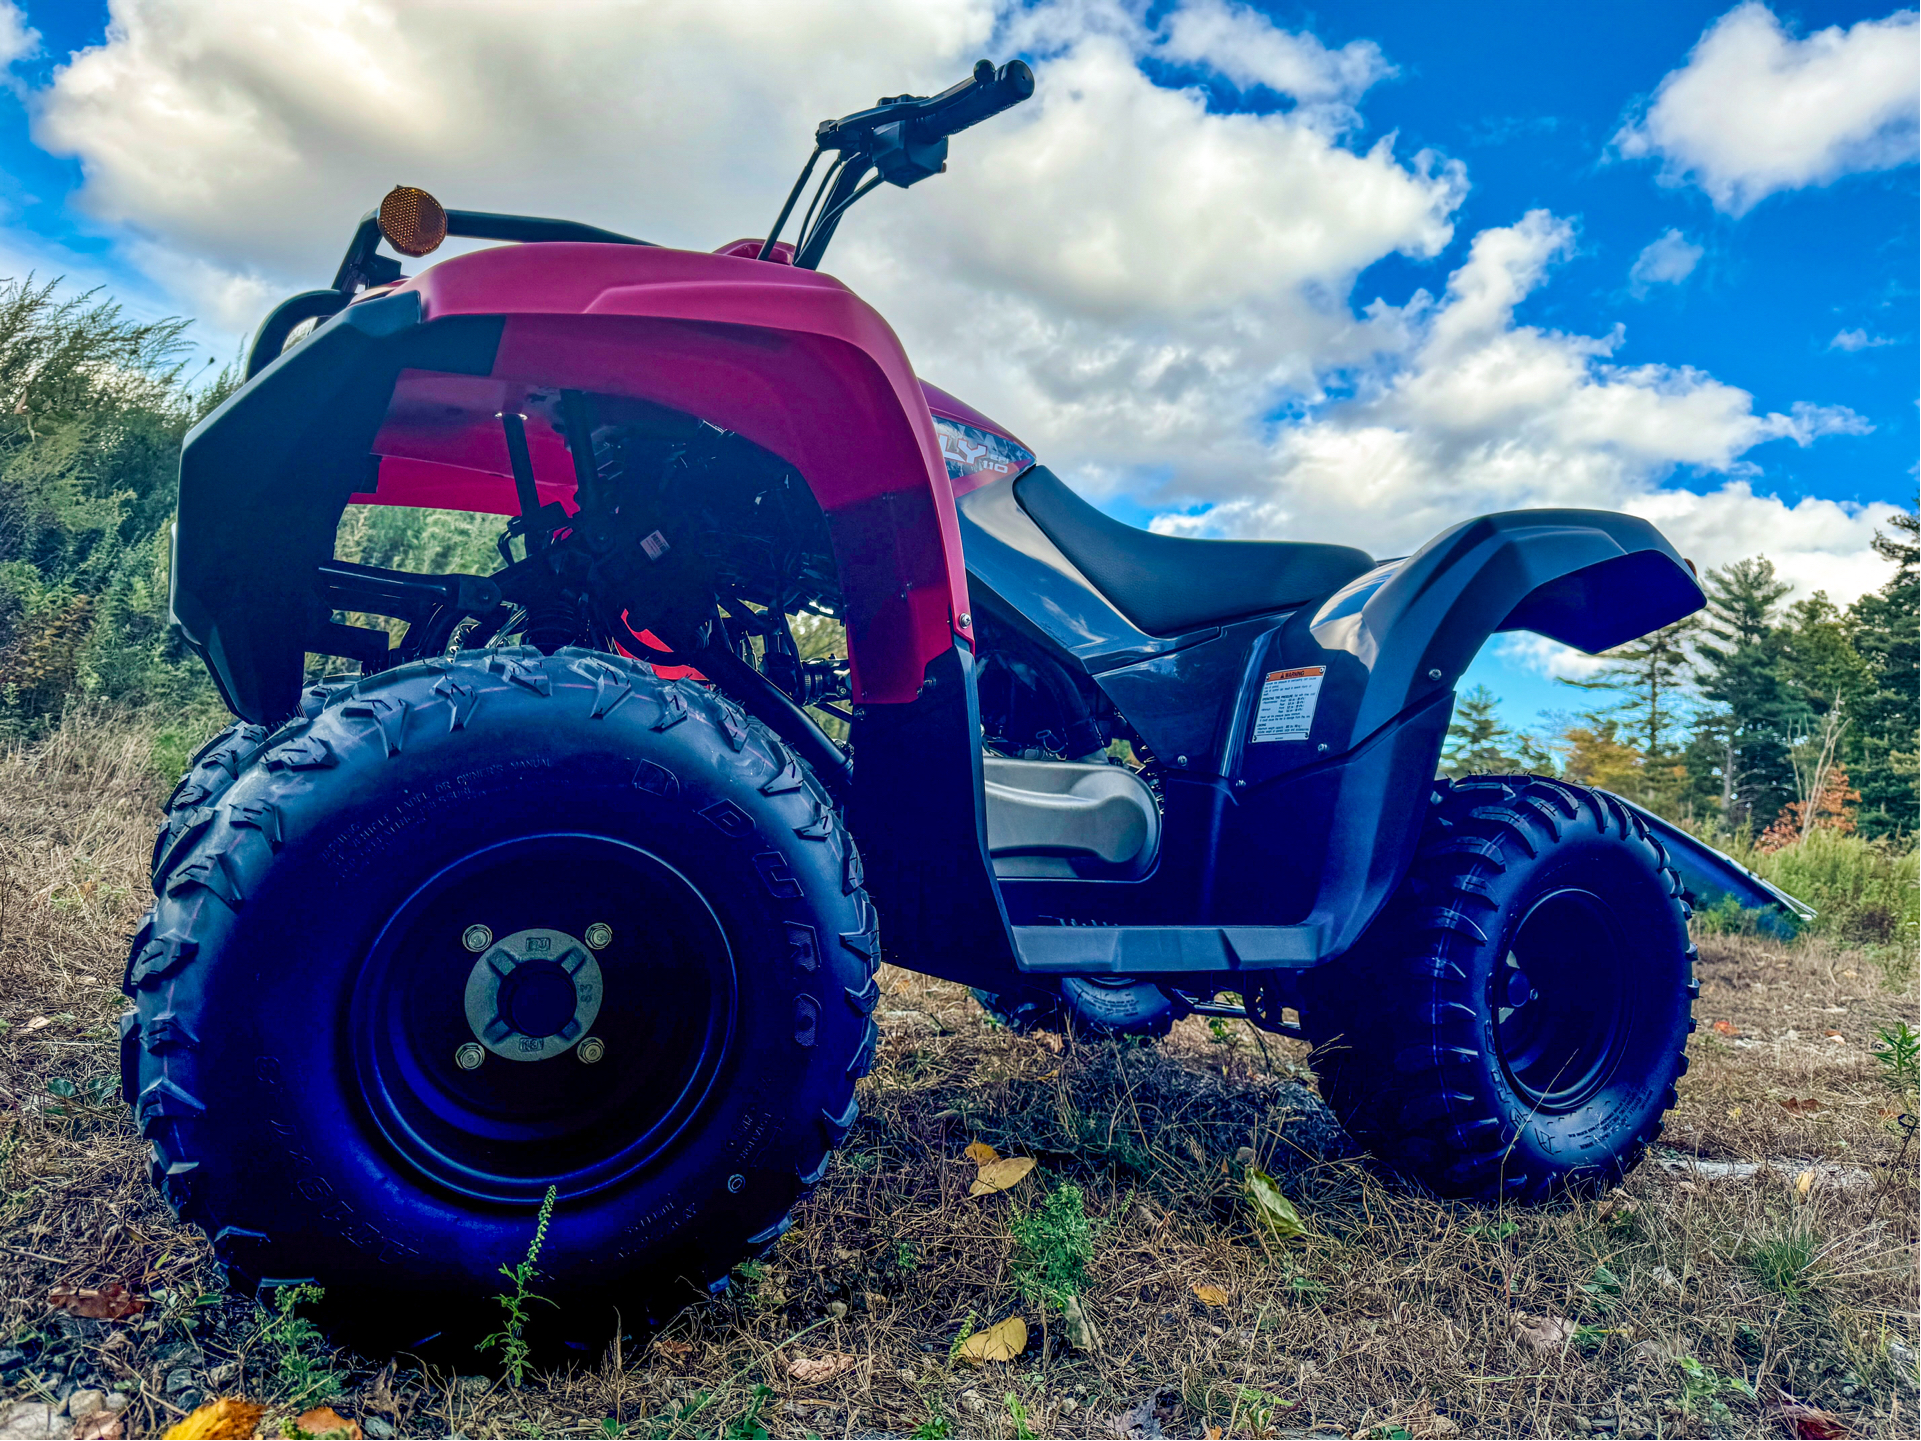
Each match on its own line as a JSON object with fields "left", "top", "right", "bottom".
{"left": 1304, "top": 775, "right": 1698, "bottom": 1202}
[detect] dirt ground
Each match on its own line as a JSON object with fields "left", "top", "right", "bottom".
{"left": 2, "top": 711, "right": 1916, "bottom": 1440}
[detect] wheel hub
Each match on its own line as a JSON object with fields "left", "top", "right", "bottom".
{"left": 463, "top": 928, "right": 604, "bottom": 1061}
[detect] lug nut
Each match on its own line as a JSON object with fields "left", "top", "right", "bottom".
{"left": 455, "top": 1042, "right": 485, "bottom": 1070}
{"left": 462, "top": 924, "right": 493, "bottom": 952}
{"left": 584, "top": 922, "right": 613, "bottom": 950}
{"left": 577, "top": 1036, "right": 606, "bottom": 1064}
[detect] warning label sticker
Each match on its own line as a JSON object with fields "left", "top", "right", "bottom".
{"left": 1252, "top": 665, "right": 1326, "bottom": 743}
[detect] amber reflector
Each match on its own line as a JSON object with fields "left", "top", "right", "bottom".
{"left": 378, "top": 185, "right": 448, "bottom": 258}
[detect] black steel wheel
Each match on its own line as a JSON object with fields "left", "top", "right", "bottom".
{"left": 121, "top": 647, "right": 877, "bottom": 1356}
{"left": 1305, "top": 775, "right": 1697, "bottom": 1201}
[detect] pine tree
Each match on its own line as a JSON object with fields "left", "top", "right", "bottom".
{"left": 1441, "top": 686, "right": 1555, "bottom": 778}
{"left": 1687, "top": 558, "right": 1796, "bottom": 834}
{"left": 1560, "top": 618, "right": 1695, "bottom": 814}
{"left": 1844, "top": 511, "right": 1920, "bottom": 837}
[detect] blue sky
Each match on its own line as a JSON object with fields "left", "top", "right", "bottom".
{"left": 0, "top": 1, "right": 1913, "bottom": 734}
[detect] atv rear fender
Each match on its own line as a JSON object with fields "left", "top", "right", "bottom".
{"left": 1211, "top": 509, "right": 1706, "bottom": 956}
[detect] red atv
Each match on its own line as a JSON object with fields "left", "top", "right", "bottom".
{"left": 126, "top": 61, "right": 1791, "bottom": 1353}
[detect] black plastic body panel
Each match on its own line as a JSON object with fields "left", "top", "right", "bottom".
{"left": 849, "top": 644, "right": 1023, "bottom": 989}
{"left": 172, "top": 289, "right": 503, "bottom": 721}
{"left": 960, "top": 481, "right": 1707, "bottom": 980}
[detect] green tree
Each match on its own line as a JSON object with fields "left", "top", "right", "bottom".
{"left": 1686, "top": 558, "right": 1796, "bottom": 834}
{"left": 1440, "top": 685, "right": 1555, "bottom": 778}
{"left": 1843, "top": 511, "right": 1919, "bottom": 838}
{"left": 1560, "top": 618, "right": 1695, "bottom": 815}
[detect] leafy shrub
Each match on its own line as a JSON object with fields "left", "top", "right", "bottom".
{"left": 1736, "top": 828, "right": 1920, "bottom": 953}
{"left": 1009, "top": 1184, "right": 1094, "bottom": 1311}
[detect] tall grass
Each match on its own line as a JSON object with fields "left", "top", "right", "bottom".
{"left": 1706, "top": 827, "right": 1920, "bottom": 964}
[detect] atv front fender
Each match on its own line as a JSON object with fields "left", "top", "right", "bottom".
{"left": 173, "top": 242, "right": 977, "bottom": 721}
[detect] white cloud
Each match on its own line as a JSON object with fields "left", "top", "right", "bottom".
{"left": 1495, "top": 633, "right": 1610, "bottom": 682}
{"left": 20, "top": 0, "right": 1899, "bottom": 617}
{"left": 1158, "top": 0, "right": 1394, "bottom": 129}
{"left": 1628, "top": 227, "right": 1702, "bottom": 295}
{"left": 1829, "top": 327, "right": 1899, "bottom": 351}
{"left": 1145, "top": 210, "right": 1896, "bottom": 606}
{"left": 1614, "top": 2, "right": 1921, "bottom": 215}
{"left": 0, "top": 2, "right": 36, "bottom": 68}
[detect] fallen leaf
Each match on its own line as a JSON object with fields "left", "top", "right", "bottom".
{"left": 964, "top": 1141, "right": 1000, "bottom": 1167}
{"left": 958, "top": 1315, "right": 1027, "bottom": 1364}
{"left": 1512, "top": 1312, "right": 1576, "bottom": 1354}
{"left": 1192, "top": 1283, "right": 1229, "bottom": 1307}
{"left": 47, "top": 1282, "right": 144, "bottom": 1320}
{"left": 1824, "top": 1031, "right": 1845, "bottom": 1043}
{"left": 1245, "top": 1167, "right": 1308, "bottom": 1239}
{"left": 788, "top": 1353, "right": 859, "bottom": 1385}
{"left": 294, "top": 1407, "right": 362, "bottom": 1439}
{"left": 74, "top": 1410, "right": 124, "bottom": 1440}
{"left": 1779, "top": 1400, "right": 1851, "bottom": 1439}
{"left": 1207, "top": 1429, "right": 1224, "bottom": 1440}
{"left": 1780, "top": 1097, "right": 1823, "bottom": 1114}
{"left": 1795, "top": 1169, "right": 1816, "bottom": 1196}
{"left": 161, "top": 1398, "right": 265, "bottom": 1440}
{"left": 1712, "top": 1020, "right": 1739, "bottom": 1036}
{"left": 24, "top": 1015, "right": 49, "bottom": 1032}
{"left": 970, "top": 1156, "right": 1036, "bottom": 1196}
{"left": 653, "top": 1338, "right": 693, "bottom": 1358}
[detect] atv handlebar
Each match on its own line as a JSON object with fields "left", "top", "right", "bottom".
{"left": 817, "top": 59, "right": 1035, "bottom": 152}
{"left": 775, "top": 58, "right": 1034, "bottom": 269}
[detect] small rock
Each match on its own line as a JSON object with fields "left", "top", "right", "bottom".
{"left": 1890, "top": 1339, "right": 1915, "bottom": 1367}
{"left": 0, "top": 1401, "right": 62, "bottom": 1441}
{"left": 1568, "top": 1419, "right": 1591, "bottom": 1435}
{"left": 961, "top": 1389, "right": 987, "bottom": 1416}
{"left": 101, "top": 1397, "right": 127, "bottom": 1415}
{"left": 1648, "top": 1264, "right": 1683, "bottom": 1292}
{"left": 364, "top": 1418, "right": 396, "bottom": 1439}
{"left": 825, "top": 1300, "right": 848, "bottom": 1319}
{"left": 1234, "top": 1146, "right": 1256, "bottom": 1164}
{"left": 1059, "top": 1398, "right": 1079, "bottom": 1416}
{"left": 206, "top": 1362, "right": 240, "bottom": 1387}
{"left": 896, "top": 1368, "right": 917, "bottom": 1384}
{"left": 62, "top": 1393, "right": 104, "bottom": 1422}
{"left": 163, "top": 1369, "right": 196, "bottom": 1396}
{"left": 1063, "top": 1294, "right": 1097, "bottom": 1351}
{"left": 0, "top": 1349, "right": 25, "bottom": 1375}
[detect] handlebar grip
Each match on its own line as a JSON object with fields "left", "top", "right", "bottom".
{"left": 914, "top": 59, "right": 1034, "bottom": 141}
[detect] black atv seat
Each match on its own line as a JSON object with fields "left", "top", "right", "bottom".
{"left": 1012, "top": 467, "right": 1375, "bottom": 637}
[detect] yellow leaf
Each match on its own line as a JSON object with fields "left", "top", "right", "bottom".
{"left": 969, "top": 1156, "right": 1036, "bottom": 1196}
{"left": 958, "top": 1315, "right": 1028, "bottom": 1364}
{"left": 788, "top": 1353, "right": 859, "bottom": 1385}
{"left": 162, "top": 1398, "right": 265, "bottom": 1440}
{"left": 1192, "top": 1283, "right": 1229, "bottom": 1307}
{"left": 295, "top": 1407, "right": 363, "bottom": 1439}
{"left": 1795, "top": 1168, "right": 1815, "bottom": 1196}
{"left": 1208, "top": 1429, "right": 1225, "bottom": 1440}
{"left": 1245, "top": 1167, "right": 1308, "bottom": 1239}
{"left": 964, "top": 1141, "right": 1000, "bottom": 1167}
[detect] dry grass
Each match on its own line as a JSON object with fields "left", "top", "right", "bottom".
{"left": 2, "top": 708, "right": 1916, "bottom": 1440}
